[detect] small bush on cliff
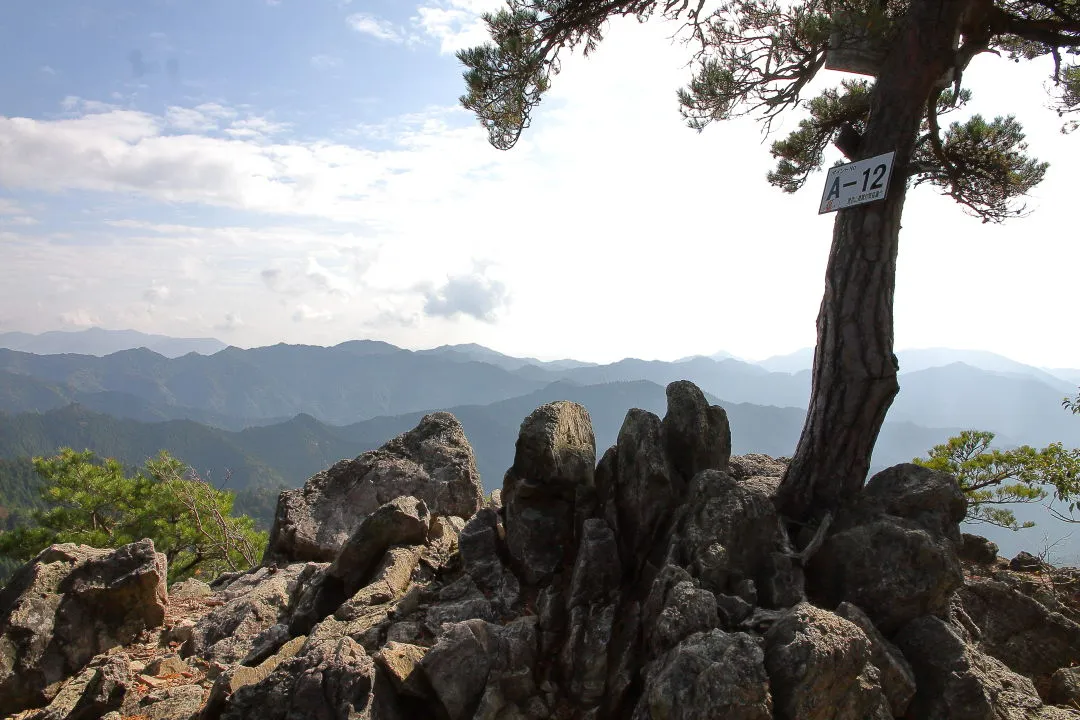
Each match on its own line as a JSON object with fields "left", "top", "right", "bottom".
{"left": 914, "top": 430, "right": 1080, "bottom": 530}
{"left": 0, "top": 448, "right": 266, "bottom": 582}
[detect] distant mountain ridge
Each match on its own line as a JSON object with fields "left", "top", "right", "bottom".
{"left": 0, "top": 340, "right": 1074, "bottom": 447}
{"left": 0, "top": 379, "right": 979, "bottom": 525}
{"left": 0, "top": 328, "right": 227, "bottom": 358}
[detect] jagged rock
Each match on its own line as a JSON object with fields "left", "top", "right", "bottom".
{"left": 145, "top": 654, "right": 188, "bottom": 677}
{"left": 0, "top": 540, "right": 167, "bottom": 716}
{"left": 182, "top": 563, "right": 319, "bottom": 665}
{"left": 239, "top": 624, "right": 291, "bottom": 667}
{"left": 764, "top": 603, "right": 891, "bottom": 720}
{"left": 419, "top": 617, "right": 538, "bottom": 720}
{"left": 126, "top": 685, "right": 205, "bottom": 720}
{"left": 611, "top": 409, "right": 678, "bottom": 575}
{"left": 1049, "top": 666, "right": 1080, "bottom": 706}
{"left": 266, "top": 412, "right": 483, "bottom": 563}
{"left": 203, "top": 635, "right": 306, "bottom": 718}
{"left": 560, "top": 602, "right": 616, "bottom": 705}
{"left": 634, "top": 629, "right": 772, "bottom": 720}
{"left": 331, "top": 496, "right": 430, "bottom": 598}
{"left": 459, "top": 508, "right": 520, "bottom": 614}
{"left": 896, "top": 614, "right": 1076, "bottom": 720}
{"left": 375, "top": 642, "right": 428, "bottom": 698}
{"left": 503, "top": 401, "right": 596, "bottom": 585}
{"left": 834, "top": 601, "right": 916, "bottom": 717}
{"left": 425, "top": 576, "right": 494, "bottom": 632}
{"left": 961, "top": 533, "right": 1000, "bottom": 565}
{"left": 958, "top": 576, "right": 1080, "bottom": 679}
{"left": 13, "top": 390, "right": 1080, "bottom": 720}
{"left": 218, "top": 637, "right": 375, "bottom": 720}
{"left": 641, "top": 565, "right": 719, "bottom": 658}
{"left": 21, "top": 652, "right": 130, "bottom": 720}
{"left": 727, "top": 454, "right": 788, "bottom": 481}
{"left": 661, "top": 380, "right": 731, "bottom": 482}
{"left": 169, "top": 578, "right": 213, "bottom": 600}
{"left": 567, "top": 518, "right": 620, "bottom": 610}
{"left": 672, "top": 470, "right": 797, "bottom": 607}
{"left": 1011, "top": 551, "right": 1046, "bottom": 573}
{"left": 810, "top": 463, "right": 966, "bottom": 633}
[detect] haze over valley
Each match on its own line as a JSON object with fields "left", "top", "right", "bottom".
{"left": 0, "top": 328, "right": 1076, "bottom": 561}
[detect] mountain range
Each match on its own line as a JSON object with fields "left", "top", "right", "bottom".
{"left": 0, "top": 328, "right": 1076, "bottom": 561}
{"left": 0, "top": 328, "right": 227, "bottom": 358}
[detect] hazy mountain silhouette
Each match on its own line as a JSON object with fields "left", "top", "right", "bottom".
{"left": 0, "top": 328, "right": 226, "bottom": 357}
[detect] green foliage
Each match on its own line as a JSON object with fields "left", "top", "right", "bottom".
{"left": 913, "top": 114, "right": 1048, "bottom": 221}
{"left": 0, "top": 448, "right": 266, "bottom": 582}
{"left": 913, "top": 430, "right": 1080, "bottom": 530}
{"left": 458, "top": 0, "right": 1079, "bottom": 222}
{"left": 1065, "top": 388, "right": 1080, "bottom": 415}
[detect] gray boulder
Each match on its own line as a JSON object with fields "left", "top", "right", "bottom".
{"left": 635, "top": 629, "right": 772, "bottom": 720}
{"left": 834, "top": 601, "right": 916, "bottom": 717}
{"left": 809, "top": 463, "right": 966, "bottom": 633}
{"left": 896, "top": 614, "right": 1074, "bottom": 720}
{"left": 960, "top": 533, "right": 999, "bottom": 565}
{"left": 611, "top": 409, "right": 678, "bottom": 576}
{"left": 330, "top": 496, "right": 430, "bottom": 598}
{"left": 661, "top": 380, "right": 731, "bottom": 483}
{"left": 673, "top": 470, "right": 796, "bottom": 607}
{"left": 0, "top": 540, "right": 167, "bottom": 716}
{"left": 1049, "top": 666, "right": 1080, "bottom": 707}
{"left": 20, "top": 651, "right": 130, "bottom": 720}
{"left": 502, "top": 401, "right": 595, "bottom": 585}
{"left": 958, "top": 575, "right": 1080, "bottom": 680}
{"left": 459, "top": 508, "right": 520, "bottom": 615}
{"left": 182, "top": 563, "right": 320, "bottom": 665}
{"left": 763, "top": 603, "right": 891, "bottom": 720}
{"left": 419, "top": 617, "right": 539, "bottom": 720}
{"left": 219, "top": 637, "right": 376, "bottom": 720}
{"left": 266, "top": 412, "right": 482, "bottom": 563}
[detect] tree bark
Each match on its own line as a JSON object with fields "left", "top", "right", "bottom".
{"left": 775, "top": 0, "right": 970, "bottom": 525}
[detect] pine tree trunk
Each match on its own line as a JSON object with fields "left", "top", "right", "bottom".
{"left": 775, "top": 0, "right": 970, "bottom": 525}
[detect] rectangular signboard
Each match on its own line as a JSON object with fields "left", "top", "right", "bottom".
{"left": 818, "top": 151, "right": 895, "bottom": 214}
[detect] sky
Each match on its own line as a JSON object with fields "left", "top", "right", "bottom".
{"left": 0, "top": 0, "right": 1078, "bottom": 368}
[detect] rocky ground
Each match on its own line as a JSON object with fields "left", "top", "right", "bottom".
{"left": 2, "top": 380, "right": 1080, "bottom": 719}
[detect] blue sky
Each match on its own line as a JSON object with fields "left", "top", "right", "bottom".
{"left": 1, "top": 0, "right": 1078, "bottom": 368}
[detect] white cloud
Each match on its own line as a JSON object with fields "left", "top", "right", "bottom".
{"left": 58, "top": 309, "right": 101, "bottom": 327}
{"left": 0, "top": 199, "right": 25, "bottom": 216}
{"left": 223, "top": 115, "right": 291, "bottom": 140}
{"left": 421, "top": 269, "right": 509, "bottom": 322}
{"left": 414, "top": 0, "right": 502, "bottom": 53}
{"left": 0, "top": 215, "right": 38, "bottom": 226}
{"left": 39, "top": 65, "right": 57, "bottom": 76}
{"left": 347, "top": 13, "right": 403, "bottom": 43}
{"left": 1, "top": 19, "right": 1078, "bottom": 368}
{"left": 292, "top": 304, "right": 334, "bottom": 322}
{"left": 143, "top": 283, "right": 171, "bottom": 303}
{"left": 215, "top": 313, "right": 244, "bottom": 331}
{"left": 310, "top": 54, "right": 342, "bottom": 70}
{"left": 165, "top": 106, "right": 218, "bottom": 132}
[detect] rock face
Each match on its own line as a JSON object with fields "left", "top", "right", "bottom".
{"left": 265, "top": 412, "right": 483, "bottom": 563}
{"left": 0, "top": 540, "right": 167, "bottom": 717}
{"left": 809, "top": 463, "right": 967, "bottom": 634}
{"left": 502, "top": 401, "right": 595, "bottom": 585}
{"left": 3, "top": 382, "right": 1078, "bottom": 720}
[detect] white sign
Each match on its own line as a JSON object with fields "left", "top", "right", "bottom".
{"left": 818, "top": 151, "right": 895, "bottom": 214}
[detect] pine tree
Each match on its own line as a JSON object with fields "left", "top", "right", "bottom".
{"left": 458, "top": 0, "right": 1078, "bottom": 525}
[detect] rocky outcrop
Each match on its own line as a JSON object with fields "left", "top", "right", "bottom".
{"left": 0, "top": 540, "right": 167, "bottom": 716}
{"left": 809, "top": 462, "right": 967, "bottom": 633}
{"left": 3, "top": 381, "right": 1078, "bottom": 720}
{"left": 958, "top": 575, "right": 1080, "bottom": 680}
{"left": 265, "top": 412, "right": 483, "bottom": 563}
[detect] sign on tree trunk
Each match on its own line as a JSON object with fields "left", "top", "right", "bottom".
{"left": 818, "top": 151, "right": 896, "bottom": 214}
